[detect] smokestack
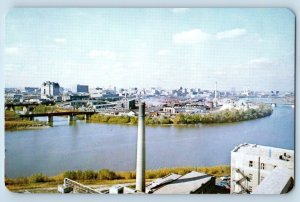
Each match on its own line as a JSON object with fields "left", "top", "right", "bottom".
{"left": 136, "top": 102, "right": 146, "bottom": 192}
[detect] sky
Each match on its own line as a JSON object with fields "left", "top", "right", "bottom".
{"left": 4, "top": 8, "right": 295, "bottom": 91}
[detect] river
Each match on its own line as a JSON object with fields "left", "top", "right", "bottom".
{"left": 5, "top": 105, "right": 294, "bottom": 178}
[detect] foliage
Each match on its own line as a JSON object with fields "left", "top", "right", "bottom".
{"left": 89, "top": 104, "right": 273, "bottom": 125}
{"left": 5, "top": 165, "right": 230, "bottom": 187}
{"left": 29, "top": 173, "right": 49, "bottom": 183}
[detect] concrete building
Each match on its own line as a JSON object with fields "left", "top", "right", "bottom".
{"left": 77, "top": 84, "right": 89, "bottom": 93}
{"left": 41, "top": 81, "right": 60, "bottom": 99}
{"left": 231, "top": 143, "right": 294, "bottom": 194}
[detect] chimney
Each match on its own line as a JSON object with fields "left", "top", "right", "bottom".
{"left": 136, "top": 102, "right": 146, "bottom": 192}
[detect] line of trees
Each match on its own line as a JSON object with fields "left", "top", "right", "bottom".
{"left": 89, "top": 104, "right": 273, "bottom": 125}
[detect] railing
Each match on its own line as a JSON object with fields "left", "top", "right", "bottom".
{"left": 63, "top": 178, "right": 102, "bottom": 194}
{"left": 234, "top": 169, "right": 250, "bottom": 194}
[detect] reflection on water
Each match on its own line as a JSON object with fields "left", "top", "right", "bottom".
{"left": 5, "top": 106, "right": 294, "bottom": 178}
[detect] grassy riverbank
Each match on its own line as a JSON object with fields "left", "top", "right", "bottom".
{"left": 5, "top": 110, "right": 48, "bottom": 130}
{"left": 5, "top": 165, "right": 230, "bottom": 192}
{"left": 5, "top": 103, "right": 272, "bottom": 130}
{"left": 90, "top": 104, "right": 273, "bottom": 125}
{"left": 5, "top": 105, "right": 77, "bottom": 130}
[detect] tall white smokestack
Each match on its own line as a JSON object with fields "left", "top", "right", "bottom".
{"left": 136, "top": 102, "right": 146, "bottom": 192}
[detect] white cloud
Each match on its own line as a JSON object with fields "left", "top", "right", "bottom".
{"left": 5, "top": 47, "right": 19, "bottom": 55}
{"left": 215, "top": 28, "right": 247, "bottom": 40}
{"left": 5, "top": 64, "right": 19, "bottom": 71}
{"left": 249, "top": 58, "right": 273, "bottom": 66}
{"left": 157, "top": 49, "right": 170, "bottom": 55}
{"left": 232, "top": 57, "right": 275, "bottom": 70}
{"left": 171, "top": 8, "right": 189, "bottom": 14}
{"left": 173, "top": 29, "right": 210, "bottom": 44}
{"left": 54, "top": 38, "right": 66, "bottom": 44}
{"left": 89, "top": 50, "right": 117, "bottom": 59}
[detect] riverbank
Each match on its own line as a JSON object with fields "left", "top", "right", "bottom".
{"left": 90, "top": 104, "right": 273, "bottom": 125}
{"left": 5, "top": 165, "right": 230, "bottom": 192}
{"left": 4, "top": 103, "right": 273, "bottom": 130}
{"left": 5, "top": 110, "right": 48, "bottom": 131}
{"left": 4, "top": 105, "right": 77, "bottom": 130}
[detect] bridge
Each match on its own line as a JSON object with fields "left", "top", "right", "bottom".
{"left": 20, "top": 111, "right": 96, "bottom": 123}
{"left": 5, "top": 103, "right": 40, "bottom": 111}
{"left": 263, "top": 103, "right": 294, "bottom": 108}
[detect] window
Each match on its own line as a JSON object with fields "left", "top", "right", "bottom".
{"left": 44, "top": 89, "right": 46, "bottom": 95}
{"left": 261, "top": 176, "right": 264, "bottom": 182}
{"left": 249, "top": 161, "right": 253, "bottom": 167}
{"left": 261, "top": 163, "right": 265, "bottom": 170}
{"left": 248, "top": 173, "right": 253, "bottom": 181}
{"left": 249, "top": 186, "right": 253, "bottom": 192}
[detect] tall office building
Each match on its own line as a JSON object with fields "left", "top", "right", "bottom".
{"left": 41, "top": 81, "right": 60, "bottom": 99}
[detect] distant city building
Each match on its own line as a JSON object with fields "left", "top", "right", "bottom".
{"left": 163, "top": 107, "right": 184, "bottom": 114}
{"left": 231, "top": 143, "right": 294, "bottom": 194}
{"left": 123, "top": 99, "right": 136, "bottom": 110}
{"left": 90, "top": 87, "right": 103, "bottom": 99}
{"left": 77, "top": 84, "right": 89, "bottom": 93}
{"left": 41, "top": 81, "right": 60, "bottom": 99}
{"left": 25, "top": 87, "right": 40, "bottom": 94}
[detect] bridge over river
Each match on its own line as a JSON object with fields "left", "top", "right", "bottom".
{"left": 20, "top": 111, "right": 96, "bottom": 123}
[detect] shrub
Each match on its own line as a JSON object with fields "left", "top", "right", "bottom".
{"left": 98, "top": 169, "right": 118, "bottom": 180}
{"left": 29, "top": 173, "right": 49, "bottom": 183}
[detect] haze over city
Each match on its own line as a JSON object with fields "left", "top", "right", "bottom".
{"left": 5, "top": 8, "right": 295, "bottom": 91}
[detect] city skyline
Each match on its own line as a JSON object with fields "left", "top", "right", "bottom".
{"left": 5, "top": 8, "right": 295, "bottom": 91}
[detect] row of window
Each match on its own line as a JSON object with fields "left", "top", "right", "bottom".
{"left": 249, "top": 161, "right": 265, "bottom": 169}
{"left": 248, "top": 173, "right": 264, "bottom": 182}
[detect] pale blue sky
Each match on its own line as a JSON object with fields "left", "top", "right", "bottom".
{"left": 4, "top": 8, "right": 295, "bottom": 91}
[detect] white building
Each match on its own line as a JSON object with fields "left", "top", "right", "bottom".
{"left": 231, "top": 143, "right": 294, "bottom": 194}
{"left": 41, "top": 81, "right": 60, "bottom": 99}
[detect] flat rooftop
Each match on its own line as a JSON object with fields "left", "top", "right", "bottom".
{"left": 232, "top": 143, "right": 294, "bottom": 159}
{"left": 153, "top": 171, "right": 213, "bottom": 194}
{"left": 252, "top": 167, "right": 294, "bottom": 194}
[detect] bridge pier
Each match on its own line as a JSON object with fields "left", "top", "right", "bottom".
{"left": 23, "top": 106, "right": 28, "bottom": 114}
{"left": 69, "top": 115, "right": 77, "bottom": 122}
{"left": 48, "top": 115, "right": 53, "bottom": 123}
{"left": 10, "top": 106, "right": 15, "bottom": 112}
{"left": 85, "top": 114, "right": 91, "bottom": 121}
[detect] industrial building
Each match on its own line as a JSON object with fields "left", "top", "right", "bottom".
{"left": 231, "top": 143, "right": 294, "bottom": 194}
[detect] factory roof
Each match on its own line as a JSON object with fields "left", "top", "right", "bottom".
{"left": 153, "top": 171, "right": 213, "bottom": 194}
{"left": 232, "top": 143, "right": 294, "bottom": 160}
{"left": 252, "top": 167, "right": 294, "bottom": 194}
{"left": 146, "top": 173, "right": 181, "bottom": 192}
